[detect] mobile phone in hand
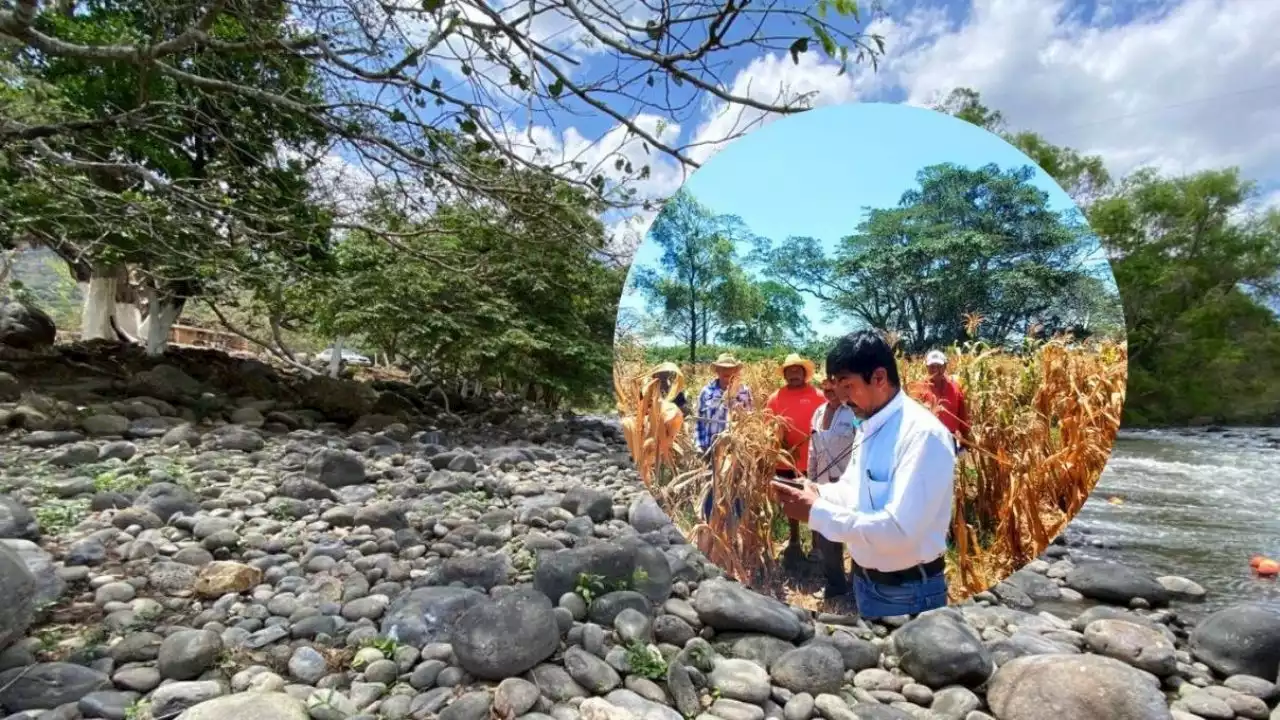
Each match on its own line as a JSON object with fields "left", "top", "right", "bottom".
{"left": 772, "top": 477, "right": 806, "bottom": 490}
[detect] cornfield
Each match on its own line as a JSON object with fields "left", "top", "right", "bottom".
{"left": 613, "top": 332, "right": 1128, "bottom": 605}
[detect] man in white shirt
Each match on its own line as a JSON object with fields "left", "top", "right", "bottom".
{"left": 773, "top": 330, "right": 956, "bottom": 618}
{"left": 806, "top": 377, "right": 860, "bottom": 601}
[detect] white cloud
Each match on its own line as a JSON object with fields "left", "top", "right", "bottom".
{"left": 598, "top": 0, "right": 1280, "bottom": 264}
{"left": 1261, "top": 188, "right": 1280, "bottom": 212}
{"left": 594, "top": 17, "right": 904, "bottom": 259}
{"left": 273, "top": 143, "right": 379, "bottom": 217}
{"left": 499, "top": 113, "right": 687, "bottom": 203}
{"left": 494, "top": 114, "right": 687, "bottom": 261}
{"left": 295, "top": 0, "right": 1280, "bottom": 267}
{"left": 876, "top": 0, "right": 1280, "bottom": 183}
{"left": 307, "top": 152, "right": 380, "bottom": 215}
{"left": 605, "top": 210, "right": 657, "bottom": 261}
{"left": 685, "top": 48, "right": 880, "bottom": 165}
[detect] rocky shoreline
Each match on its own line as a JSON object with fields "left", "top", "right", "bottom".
{"left": 0, "top": 347, "right": 1278, "bottom": 720}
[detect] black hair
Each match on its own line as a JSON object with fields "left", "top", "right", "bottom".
{"left": 825, "top": 330, "right": 901, "bottom": 387}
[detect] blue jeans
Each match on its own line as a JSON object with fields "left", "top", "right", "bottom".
{"left": 853, "top": 570, "right": 948, "bottom": 618}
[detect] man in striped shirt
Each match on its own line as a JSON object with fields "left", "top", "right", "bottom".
{"left": 695, "top": 353, "right": 753, "bottom": 455}
{"left": 697, "top": 354, "right": 753, "bottom": 523}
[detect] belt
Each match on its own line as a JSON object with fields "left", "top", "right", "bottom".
{"left": 857, "top": 556, "right": 946, "bottom": 586}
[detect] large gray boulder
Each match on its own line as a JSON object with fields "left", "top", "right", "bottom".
{"left": 0, "top": 301, "right": 56, "bottom": 350}
{"left": 0, "top": 542, "right": 37, "bottom": 651}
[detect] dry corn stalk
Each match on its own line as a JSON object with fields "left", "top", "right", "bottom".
{"left": 616, "top": 336, "right": 1127, "bottom": 604}
{"left": 616, "top": 362, "right": 688, "bottom": 484}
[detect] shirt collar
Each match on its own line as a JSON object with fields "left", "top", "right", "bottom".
{"left": 859, "top": 388, "right": 905, "bottom": 436}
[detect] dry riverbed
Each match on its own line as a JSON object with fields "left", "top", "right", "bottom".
{"left": 0, "top": 344, "right": 1277, "bottom": 720}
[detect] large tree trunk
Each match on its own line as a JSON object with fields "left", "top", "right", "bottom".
{"left": 329, "top": 336, "right": 345, "bottom": 378}
{"left": 81, "top": 265, "right": 123, "bottom": 340}
{"left": 139, "top": 286, "right": 182, "bottom": 357}
{"left": 137, "top": 280, "right": 190, "bottom": 357}
{"left": 114, "top": 303, "right": 142, "bottom": 339}
{"left": 0, "top": 249, "right": 16, "bottom": 297}
{"left": 114, "top": 273, "right": 142, "bottom": 340}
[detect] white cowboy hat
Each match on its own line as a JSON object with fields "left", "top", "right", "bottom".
{"left": 780, "top": 353, "right": 815, "bottom": 382}
{"left": 710, "top": 353, "right": 743, "bottom": 369}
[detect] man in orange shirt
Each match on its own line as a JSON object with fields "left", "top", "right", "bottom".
{"left": 917, "top": 350, "right": 970, "bottom": 454}
{"left": 765, "top": 353, "right": 826, "bottom": 567}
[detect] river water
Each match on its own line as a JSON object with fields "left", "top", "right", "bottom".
{"left": 1073, "top": 427, "right": 1280, "bottom": 619}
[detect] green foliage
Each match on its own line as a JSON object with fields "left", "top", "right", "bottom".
{"left": 5, "top": 0, "right": 333, "bottom": 302}
{"left": 942, "top": 87, "right": 1280, "bottom": 426}
{"left": 624, "top": 642, "right": 668, "bottom": 680}
{"left": 295, "top": 167, "right": 622, "bottom": 406}
{"left": 93, "top": 470, "right": 149, "bottom": 494}
{"left": 632, "top": 189, "right": 813, "bottom": 360}
{"left": 358, "top": 636, "right": 401, "bottom": 658}
{"left": 755, "top": 163, "right": 1118, "bottom": 353}
{"left": 717, "top": 280, "right": 813, "bottom": 349}
{"left": 573, "top": 568, "right": 649, "bottom": 604}
{"left": 35, "top": 499, "right": 90, "bottom": 534}
{"left": 1091, "top": 168, "right": 1280, "bottom": 425}
{"left": 575, "top": 573, "right": 608, "bottom": 604}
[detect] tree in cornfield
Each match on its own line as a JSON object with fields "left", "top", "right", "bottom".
{"left": 717, "top": 280, "right": 812, "bottom": 349}
{"left": 632, "top": 189, "right": 756, "bottom": 362}
{"left": 757, "top": 163, "right": 1102, "bottom": 353}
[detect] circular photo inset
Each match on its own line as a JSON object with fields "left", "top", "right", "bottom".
{"left": 612, "top": 102, "right": 1128, "bottom": 618}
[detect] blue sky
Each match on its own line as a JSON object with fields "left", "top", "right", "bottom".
{"left": 617, "top": 101, "right": 1118, "bottom": 343}
{"left": 491, "top": 0, "right": 1201, "bottom": 149}
{"left": 322, "top": 0, "right": 1279, "bottom": 285}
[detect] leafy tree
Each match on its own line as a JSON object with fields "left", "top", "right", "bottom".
{"left": 632, "top": 189, "right": 753, "bottom": 362}
{"left": 1091, "top": 168, "right": 1280, "bottom": 423}
{"left": 296, "top": 166, "right": 623, "bottom": 405}
{"left": 1044, "top": 273, "right": 1126, "bottom": 340}
{"left": 2, "top": 0, "right": 332, "bottom": 352}
{"left": 717, "top": 280, "right": 813, "bottom": 349}
{"left": 758, "top": 163, "right": 1105, "bottom": 352}
{"left": 933, "top": 88, "right": 1112, "bottom": 206}
{"left": 939, "top": 87, "right": 1280, "bottom": 426}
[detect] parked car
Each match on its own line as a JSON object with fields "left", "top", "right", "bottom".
{"left": 316, "top": 348, "right": 372, "bottom": 366}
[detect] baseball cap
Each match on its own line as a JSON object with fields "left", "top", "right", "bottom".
{"left": 925, "top": 350, "right": 947, "bottom": 366}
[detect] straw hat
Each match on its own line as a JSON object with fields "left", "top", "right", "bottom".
{"left": 649, "top": 361, "right": 685, "bottom": 402}
{"left": 780, "top": 353, "right": 815, "bottom": 382}
{"left": 710, "top": 353, "right": 743, "bottom": 369}
{"left": 651, "top": 361, "right": 681, "bottom": 376}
